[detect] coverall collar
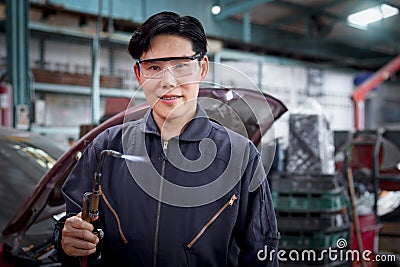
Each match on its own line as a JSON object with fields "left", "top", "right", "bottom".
{"left": 141, "top": 104, "right": 212, "bottom": 141}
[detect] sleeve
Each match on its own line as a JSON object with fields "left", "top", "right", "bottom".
{"left": 234, "top": 145, "right": 280, "bottom": 267}
{"left": 62, "top": 132, "right": 107, "bottom": 213}
{"left": 52, "top": 131, "right": 110, "bottom": 266}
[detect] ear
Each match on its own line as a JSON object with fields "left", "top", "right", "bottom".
{"left": 200, "top": 55, "right": 209, "bottom": 80}
{"left": 133, "top": 63, "right": 143, "bottom": 85}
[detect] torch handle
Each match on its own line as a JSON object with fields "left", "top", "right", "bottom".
{"left": 81, "top": 192, "right": 91, "bottom": 223}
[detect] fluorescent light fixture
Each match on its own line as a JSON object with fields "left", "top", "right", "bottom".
{"left": 211, "top": 4, "right": 221, "bottom": 15}
{"left": 347, "top": 4, "right": 399, "bottom": 29}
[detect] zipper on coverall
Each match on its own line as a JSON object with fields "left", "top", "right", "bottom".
{"left": 187, "top": 194, "right": 238, "bottom": 248}
{"left": 152, "top": 140, "right": 168, "bottom": 267}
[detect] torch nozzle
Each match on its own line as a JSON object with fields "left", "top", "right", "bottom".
{"left": 102, "top": 149, "right": 123, "bottom": 158}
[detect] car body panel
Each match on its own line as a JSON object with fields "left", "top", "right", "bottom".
{"left": 0, "top": 127, "right": 64, "bottom": 233}
{"left": 0, "top": 126, "right": 65, "bottom": 266}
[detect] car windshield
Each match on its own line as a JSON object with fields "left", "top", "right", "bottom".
{"left": 0, "top": 129, "right": 64, "bottom": 238}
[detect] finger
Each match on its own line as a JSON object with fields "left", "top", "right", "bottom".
{"left": 62, "top": 237, "right": 97, "bottom": 257}
{"left": 62, "top": 226, "right": 99, "bottom": 244}
{"left": 62, "top": 235, "right": 98, "bottom": 250}
{"left": 61, "top": 230, "right": 99, "bottom": 257}
{"left": 65, "top": 215, "right": 94, "bottom": 232}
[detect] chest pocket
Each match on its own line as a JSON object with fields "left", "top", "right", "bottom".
{"left": 182, "top": 194, "right": 239, "bottom": 267}
{"left": 187, "top": 194, "right": 238, "bottom": 248}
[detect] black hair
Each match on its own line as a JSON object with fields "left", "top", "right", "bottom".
{"left": 128, "top": 11, "right": 207, "bottom": 60}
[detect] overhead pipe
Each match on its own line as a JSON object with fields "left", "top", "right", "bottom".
{"left": 351, "top": 54, "right": 400, "bottom": 130}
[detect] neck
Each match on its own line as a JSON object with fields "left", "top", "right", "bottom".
{"left": 153, "top": 108, "right": 196, "bottom": 141}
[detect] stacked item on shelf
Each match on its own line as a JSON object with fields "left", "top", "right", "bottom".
{"left": 272, "top": 173, "right": 350, "bottom": 266}
{"left": 272, "top": 99, "right": 351, "bottom": 266}
{"left": 285, "top": 99, "right": 335, "bottom": 175}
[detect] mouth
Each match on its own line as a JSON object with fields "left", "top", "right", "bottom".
{"left": 159, "top": 95, "right": 182, "bottom": 101}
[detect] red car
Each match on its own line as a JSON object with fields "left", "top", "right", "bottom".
{"left": 0, "top": 126, "right": 65, "bottom": 267}
{"left": 1, "top": 87, "right": 288, "bottom": 266}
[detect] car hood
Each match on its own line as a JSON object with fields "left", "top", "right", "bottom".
{"left": 2, "top": 87, "right": 287, "bottom": 242}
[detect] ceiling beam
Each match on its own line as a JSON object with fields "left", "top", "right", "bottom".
{"left": 374, "top": 0, "right": 400, "bottom": 10}
{"left": 268, "top": 0, "right": 349, "bottom": 29}
{"left": 314, "top": 0, "right": 361, "bottom": 38}
{"left": 215, "top": 0, "right": 276, "bottom": 21}
{"left": 270, "top": 0, "right": 400, "bottom": 43}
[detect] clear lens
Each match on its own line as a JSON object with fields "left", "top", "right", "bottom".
{"left": 140, "top": 59, "right": 199, "bottom": 79}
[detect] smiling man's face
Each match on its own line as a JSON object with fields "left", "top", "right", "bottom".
{"left": 134, "top": 34, "right": 208, "bottom": 128}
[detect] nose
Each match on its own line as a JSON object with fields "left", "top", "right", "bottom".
{"left": 160, "top": 67, "right": 178, "bottom": 88}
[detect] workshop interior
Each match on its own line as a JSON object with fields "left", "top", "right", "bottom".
{"left": 0, "top": 0, "right": 400, "bottom": 266}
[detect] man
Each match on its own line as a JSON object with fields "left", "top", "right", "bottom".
{"left": 56, "top": 11, "right": 279, "bottom": 266}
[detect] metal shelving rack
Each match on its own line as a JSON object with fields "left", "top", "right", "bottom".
{"left": 0, "top": 1, "right": 145, "bottom": 139}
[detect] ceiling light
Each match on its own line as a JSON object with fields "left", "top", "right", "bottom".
{"left": 347, "top": 4, "right": 399, "bottom": 29}
{"left": 211, "top": 2, "right": 221, "bottom": 15}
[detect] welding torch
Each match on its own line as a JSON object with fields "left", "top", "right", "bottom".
{"left": 80, "top": 149, "right": 122, "bottom": 267}
{"left": 81, "top": 149, "right": 122, "bottom": 223}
